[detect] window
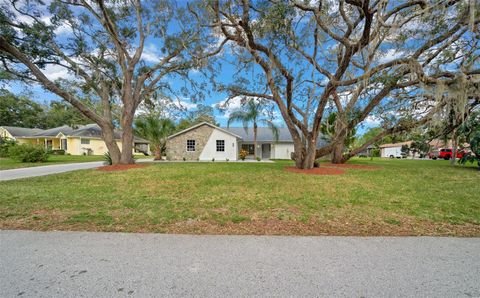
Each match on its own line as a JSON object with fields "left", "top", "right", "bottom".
{"left": 186, "top": 139, "right": 196, "bottom": 152}
{"left": 216, "top": 140, "right": 225, "bottom": 152}
{"left": 81, "top": 138, "right": 90, "bottom": 145}
{"left": 242, "top": 144, "right": 255, "bottom": 155}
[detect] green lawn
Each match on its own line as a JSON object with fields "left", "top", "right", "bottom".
{"left": 0, "top": 158, "right": 478, "bottom": 236}
{"left": 0, "top": 155, "right": 152, "bottom": 170}
{"left": 0, "top": 155, "right": 105, "bottom": 170}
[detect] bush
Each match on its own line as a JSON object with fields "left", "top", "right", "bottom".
{"left": 256, "top": 156, "right": 261, "bottom": 161}
{"left": 103, "top": 151, "right": 112, "bottom": 165}
{"left": 50, "top": 149, "right": 65, "bottom": 155}
{"left": 8, "top": 144, "right": 48, "bottom": 162}
{"left": 459, "top": 131, "right": 480, "bottom": 169}
{"left": 371, "top": 148, "right": 380, "bottom": 157}
{"left": 0, "top": 137, "right": 16, "bottom": 157}
{"left": 239, "top": 149, "right": 248, "bottom": 161}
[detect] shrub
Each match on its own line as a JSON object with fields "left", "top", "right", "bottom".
{"left": 50, "top": 149, "right": 65, "bottom": 155}
{"left": 239, "top": 149, "right": 248, "bottom": 161}
{"left": 459, "top": 131, "right": 480, "bottom": 169}
{"left": 182, "top": 157, "right": 186, "bottom": 161}
{"left": 103, "top": 151, "right": 112, "bottom": 165}
{"left": 226, "top": 158, "right": 229, "bottom": 162}
{"left": 256, "top": 156, "right": 261, "bottom": 161}
{"left": 371, "top": 148, "right": 380, "bottom": 157}
{"left": 0, "top": 137, "right": 16, "bottom": 157}
{"left": 212, "top": 158, "right": 215, "bottom": 162}
{"left": 8, "top": 144, "right": 48, "bottom": 162}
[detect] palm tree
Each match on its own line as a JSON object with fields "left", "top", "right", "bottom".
{"left": 134, "top": 114, "right": 175, "bottom": 160}
{"left": 227, "top": 99, "right": 279, "bottom": 159}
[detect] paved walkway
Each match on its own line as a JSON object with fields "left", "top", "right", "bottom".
{"left": 0, "top": 161, "right": 103, "bottom": 181}
{"left": 1, "top": 231, "right": 479, "bottom": 297}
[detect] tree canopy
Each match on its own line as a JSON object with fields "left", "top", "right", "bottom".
{"left": 0, "top": 0, "right": 218, "bottom": 164}
{"left": 194, "top": 0, "right": 479, "bottom": 168}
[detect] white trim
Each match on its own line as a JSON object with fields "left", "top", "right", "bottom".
{"left": 167, "top": 122, "right": 242, "bottom": 140}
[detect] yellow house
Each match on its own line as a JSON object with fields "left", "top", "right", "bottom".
{"left": 0, "top": 124, "right": 150, "bottom": 156}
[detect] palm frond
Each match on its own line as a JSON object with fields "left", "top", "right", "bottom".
{"left": 258, "top": 119, "right": 280, "bottom": 142}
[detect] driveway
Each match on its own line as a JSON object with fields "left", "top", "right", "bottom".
{"left": 1, "top": 231, "right": 479, "bottom": 297}
{"left": 0, "top": 161, "right": 103, "bottom": 181}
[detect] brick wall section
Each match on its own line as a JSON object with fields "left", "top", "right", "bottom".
{"left": 166, "top": 124, "right": 214, "bottom": 160}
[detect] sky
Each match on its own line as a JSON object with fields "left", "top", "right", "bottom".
{"left": 1, "top": 0, "right": 399, "bottom": 135}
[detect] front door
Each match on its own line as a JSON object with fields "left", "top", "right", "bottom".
{"left": 61, "top": 139, "right": 68, "bottom": 151}
{"left": 262, "top": 144, "right": 271, "bottom": 159}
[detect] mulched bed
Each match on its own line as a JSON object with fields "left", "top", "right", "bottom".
{"left": 97, "top": 164, "right": 148, "bottom": 171}
{"left": 321, "top": 163, "right": 382, "bottom": 170}
{"left": 285, "top": 166, "right": 345, "bottom": 175}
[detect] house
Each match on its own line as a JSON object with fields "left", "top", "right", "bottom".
{"left": 379, "top": 141, "right": 412, "bottom": 158}
{"left": 356, "top": 145, "right": 376, "bottom": 157}
{"left": 166, "top": 122, "right": 327, "bottom": 161}
{"left": 0, "top": 124, "right": 150, "bottom": 156}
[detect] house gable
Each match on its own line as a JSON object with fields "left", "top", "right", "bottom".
{"left": 0, "top": 127, "right": 14, "bottom": 139}
{"left": 166, "top": 123, "right": 215, "bottom": 161}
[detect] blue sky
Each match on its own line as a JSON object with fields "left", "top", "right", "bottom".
{"left": 3, "top": 1, "right": 389, "bottom": 135}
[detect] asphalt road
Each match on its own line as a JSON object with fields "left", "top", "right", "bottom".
{"left": 0, "top": 162, "right": 104, "bottom": 181}
{"left": 1, "top": 231, "right": 479, "bottom": 297}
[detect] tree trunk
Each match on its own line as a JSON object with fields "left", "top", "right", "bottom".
{"left": 331, "top": 141, "right": 345, "bottom": 164}
{"left": 120, "top": 105, "right": 135, "bottom": 165}
{"left": 293, "top": 135, "right": 317, "bottom": 169}
{"left": 451, "top": 130, "right": 458, "bottom": 166}
{"left": 101, "top": 124, "right": 122, "bottom": 164}
{"left": 253, "top": 123, "right": 257, "bottom": 160}
{"left": 120, "top": 123, "right": 135, "bottom": 164}
{"left": 153, "top": 145, "right": 162, "bottom": 160}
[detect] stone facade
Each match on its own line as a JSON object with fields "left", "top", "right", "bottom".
{"left": 166, "top": 124, "right": 214, "bottom": 160}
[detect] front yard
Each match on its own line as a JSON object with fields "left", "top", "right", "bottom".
{"left": 0, "top": 155, "right": 104, "bottom": 170}
{"left": 0, "top": 158, "right": 478, "bottom": 236}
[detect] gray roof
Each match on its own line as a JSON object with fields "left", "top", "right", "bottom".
{"left": 32, "top": 125, "right": 76, "bottom": 137}
{"left": 224, "top": 127, "right": 293, "bottom": 142}
{"left": 1, "top": 126, "right": 45, "bottom": 137}
{"left": 3, "top": 124, "right": 148, "bottom": 143}
{"left": 224, "top": 127, "right": 327, "bottom": 147}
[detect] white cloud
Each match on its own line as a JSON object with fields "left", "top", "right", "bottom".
{"left": 378, "top": 49, "right": 404, "bottom": 63}
{"left": 172, "top": 99, "right": 197, "bottom": 110}
{"left": 213, "top": 96, "right": 281, "bottom": 124}
{"left": 140, "top": 43, "right": 163, "bottom": 63}
{"left": 363, "top": 115, "right": 381, "bottom": 126}
{"left": 43, "top": 64, "right": 73, "bottom": 81}
{"left": 213, "top": 96, "right": 245, "bottom": 119}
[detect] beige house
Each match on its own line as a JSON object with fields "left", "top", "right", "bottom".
{"left": 0, "top": 124, "right": 150, "bottom": 156}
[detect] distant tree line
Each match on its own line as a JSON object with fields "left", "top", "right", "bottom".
{"left": 0, "top": 89, "right": 90, "bottom": 129}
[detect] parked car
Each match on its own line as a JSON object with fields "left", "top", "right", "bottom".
{"left": 437, "top": 148, "right": 465, "bottom": 160}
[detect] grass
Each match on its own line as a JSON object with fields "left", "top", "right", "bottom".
{"left": 0, "top": 155, "right": 104, "bottom": 170}
{"left": 0, "top": 158, "right": 478, "bottom": 236}
{"left": 0, "top": 154, "right": 151, "bottom": 170}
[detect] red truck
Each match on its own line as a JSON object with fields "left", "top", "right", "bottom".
{"left": 436, "top": 148, "right": 465, "bottom": 160}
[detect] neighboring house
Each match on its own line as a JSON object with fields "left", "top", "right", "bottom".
{"left": 379, "top": 141, "right": 412, "bottom": 158}
{"left": 166, "top": 122, "right": 327, "bottom": 161}
{"left": 356, "top": 145, "right": 376, "bottom": 157}
{"left": 0, "top": 124, "right": 150, "bottom": 156}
